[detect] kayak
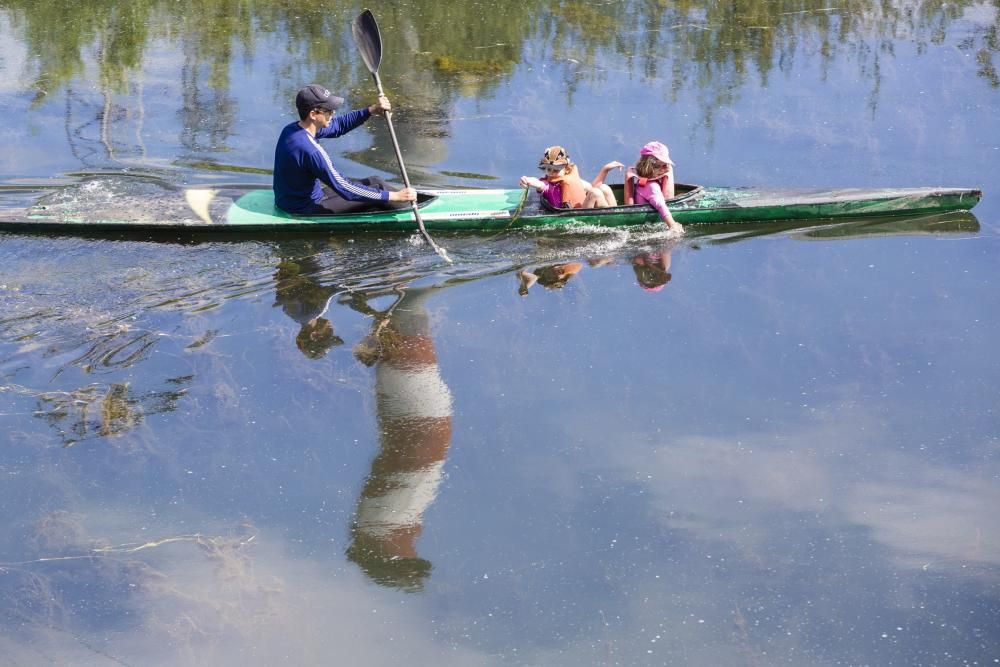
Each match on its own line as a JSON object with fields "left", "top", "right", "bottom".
{"left": 0, "top": 182, "right": 981, "bottom": 234}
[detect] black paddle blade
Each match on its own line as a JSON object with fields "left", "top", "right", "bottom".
{"left": 352, "top": 9, "right": 382, "bottom": 75}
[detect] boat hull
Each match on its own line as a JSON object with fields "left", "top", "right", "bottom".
{"left": 0, "top": 183, "right": 981, "bottom": 234}
{"left": 225, "top": 185, "right": 982, "bottom": 232}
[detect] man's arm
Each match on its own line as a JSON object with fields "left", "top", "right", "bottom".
{"left": 308, "top": 145, "right": 389, "bottom": 202}
{"left": 318, "top": 96, "right": 391, "bottom": 139}
{"left": 317, "top": 108, "right": 372, "bottom": 139}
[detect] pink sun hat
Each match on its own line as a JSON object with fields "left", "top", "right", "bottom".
{"left": 639, "top": 141, "right": 674, "bottom": 165}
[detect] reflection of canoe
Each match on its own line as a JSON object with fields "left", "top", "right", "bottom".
{"left": 691, "top": 211, "right": 981, "bottom": 245}
{"left": 1, "top": 183, "right": 981, "bottom": 234}
{"left": 793, "top": 211, "right": 981, "bottom": 239}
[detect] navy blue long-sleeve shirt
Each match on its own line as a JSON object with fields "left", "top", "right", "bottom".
{"left": 273, "top": 108, "right": 389, "bottom": 214}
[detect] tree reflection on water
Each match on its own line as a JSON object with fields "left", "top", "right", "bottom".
{"left": 2, "top": 0, "right": 994, "bottom": 171}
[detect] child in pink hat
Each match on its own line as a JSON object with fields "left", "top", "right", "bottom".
{"left": 624, "top": 141, "right": 684, "bottom": 235}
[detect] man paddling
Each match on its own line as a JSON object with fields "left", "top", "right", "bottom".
{"left": 273, "top": 84, "right": 416, "bottom": 215}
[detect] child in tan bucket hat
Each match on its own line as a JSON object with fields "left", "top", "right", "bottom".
{"left": 519, "top": 146, "right": 623, "bottom": 209}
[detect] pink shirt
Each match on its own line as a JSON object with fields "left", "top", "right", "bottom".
{"left": 539, "top": 180, "right": 565, "bottom": 208}
{"left": 634, "top": 181, "right": 671, "bottom": 221}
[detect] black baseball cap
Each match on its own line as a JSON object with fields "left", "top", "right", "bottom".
{"left": 295, "top": 84, "right": 345, "bottom": 116}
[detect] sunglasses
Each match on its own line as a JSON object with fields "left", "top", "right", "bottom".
{"left": 540, "top": 165, "right": 566, "bottom": 173}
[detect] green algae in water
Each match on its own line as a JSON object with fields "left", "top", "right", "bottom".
{"left": 439, "top": 170, "right": 499, "bottom": 180}
{"left": 551, "top": 2, "right": 616, "bottom": 34}
{"left": 432, "top": 55, "right": 514, "bottom": 76}
{"left": 182, "top": 160, "right": 273, "bottom": 175}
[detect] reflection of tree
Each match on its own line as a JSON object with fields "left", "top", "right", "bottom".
{"left": 345, "top": 286, "right": 452, "bottom": 592}
{"left": 1, "top": 0, "right": 995, "bottom": 162}
{"left": 963, "top": 23, "right": 999, "bottom": 88}
{"left": 540, "top": 0, "right": 999, "bottom": 122}
{"left": 341, "top": 3, "right": 538, "bottom": 177}
{"left": 173, "top": 0, "right": 282, "bottom": 154}
{"left": 62, "top": 88, "right": 135, "bottom": 168}
{"left": 11, "top": 1, "right": 151, "bottom": 166}
{"left": 178, "top": 56, "right": 236, "bottom": 155}
{"left": 3, "top": 1, "right": 146, "bottom": 103}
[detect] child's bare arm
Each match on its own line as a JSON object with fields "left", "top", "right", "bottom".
{"left": 519, "top": 175, "right": 546, "bottom": 191}
{"left": 591, "top": 161, "right": 624, "bottom": 187}
{"left": 649, "top": 183, "right": 684, "bottom": 233}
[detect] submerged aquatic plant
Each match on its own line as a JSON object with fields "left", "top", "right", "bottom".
{"left": 24, "top": 377, "right": 192, "bottom": 447}
{"left": 550, "top": 2, "right": 616, "bottom": 34}
{"left": 0, "top": 512, "right": 272, "bottom": 652}
{"left": 432, "top": 55, "right": 514, "bottom": 76}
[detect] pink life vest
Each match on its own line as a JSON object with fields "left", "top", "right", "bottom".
{"left": 624, "top": 167, "right": 669, "bottom": 205}
{"left": 542, "top": 164, "right": 588, "bottom": 209}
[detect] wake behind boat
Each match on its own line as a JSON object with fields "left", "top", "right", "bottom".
{"left": 0, "top": 182, "right": 982, "bottom": 234}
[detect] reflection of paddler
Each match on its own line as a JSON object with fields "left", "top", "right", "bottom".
{"left": 272, "top": 255, "right": 343, "bottom": 358}
{"left": 346, "top": 287, "right": 452, "bottom": 591}
{"left": 516, "top": 261, "right": 584, "bottom": 296}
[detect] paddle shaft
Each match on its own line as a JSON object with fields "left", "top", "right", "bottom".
{"left": 371, "top": 72, "right": 451, "bottom": 262}
{"left": 352, "top": 8, "right": 449, "bottom": 261}
{"left": 371, "top": 74, "right": 412, "bottom": 190}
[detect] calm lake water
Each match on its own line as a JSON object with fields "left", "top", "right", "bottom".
{"left": 1, "top": 1, "right": 998, "bottom": 665}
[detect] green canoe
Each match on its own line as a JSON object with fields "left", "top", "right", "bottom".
{"left": 0, "top": 182, "right": 982, "bottom": 234}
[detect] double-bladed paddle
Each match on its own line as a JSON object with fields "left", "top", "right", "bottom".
{"left": 352, "top": 9, "right": 452, "bottom": 264}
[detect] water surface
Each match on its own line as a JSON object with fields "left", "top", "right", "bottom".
{"left": 1, "top": 1, "right": 998, "bottom": 664}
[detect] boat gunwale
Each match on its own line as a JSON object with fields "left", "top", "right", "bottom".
{"left": 227, "top": 182, "right": 985, "bottom": 226}
{"left": 281, "top": 191, "right": 441, "bottom": 219}
{"left": 535, "top": 183, "right": 705, "bottom": 219}
{"left": 0, "top": 183, "right": 981, "bottom": 234}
